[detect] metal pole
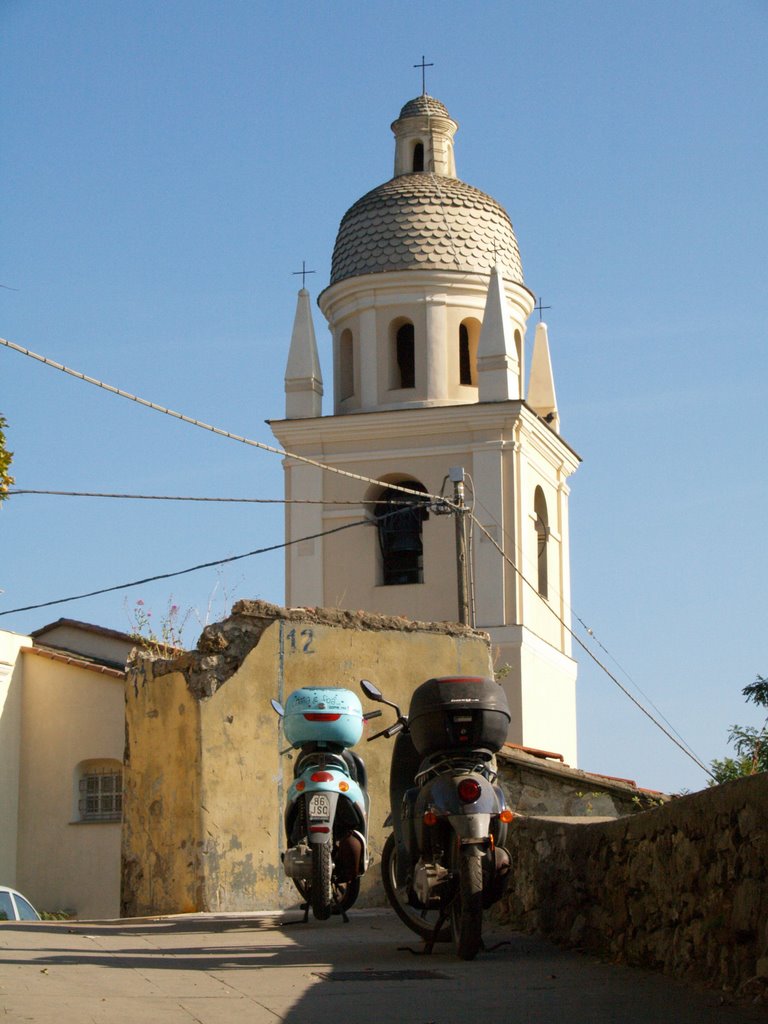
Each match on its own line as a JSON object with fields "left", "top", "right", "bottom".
{"left": 450, "top": 467, "right": 470, "bottom": 626}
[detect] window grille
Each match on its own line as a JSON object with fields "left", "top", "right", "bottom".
{"left": 78, "top": 767, "right": 123, "bottom": 822}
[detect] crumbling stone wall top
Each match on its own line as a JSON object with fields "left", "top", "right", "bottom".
{"left": 131, "top": 599, "right": 490, "bottom": 701}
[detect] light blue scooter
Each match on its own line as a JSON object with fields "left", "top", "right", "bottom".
{"left": 271, "top": 686, "right": 381, "bottom": 921}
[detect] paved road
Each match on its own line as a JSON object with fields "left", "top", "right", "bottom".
{"left": 0, "top": 910, "right": 764, "bottom": 1023}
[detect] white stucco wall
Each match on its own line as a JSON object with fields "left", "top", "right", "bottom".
{"left": 0, "top": 630, "right": 30, "bottom": 886}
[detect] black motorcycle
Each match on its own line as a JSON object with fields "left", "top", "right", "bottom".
{"left": 361, "top": 675, "right": 513, "bottom": 960}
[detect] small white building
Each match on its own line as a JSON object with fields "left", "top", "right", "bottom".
{"left": 271, "top": 93, "right": 580, "bottom": 764}
{"left": 0, "top": 619, "right": 130, "bottom": 919}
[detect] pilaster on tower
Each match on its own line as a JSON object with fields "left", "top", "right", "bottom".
{"left": 284, "top": 288, "right": 323, "bottom": 419}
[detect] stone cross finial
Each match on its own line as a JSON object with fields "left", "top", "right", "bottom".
{"left": 292, "top": 261, "right": 316, "bottom": 290}
{"left": 413, "top": 55, "right": 434, "bottom": 95}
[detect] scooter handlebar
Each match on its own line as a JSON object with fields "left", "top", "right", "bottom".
{"left": 366, "top": 719, "right": 405, "bottom": 741}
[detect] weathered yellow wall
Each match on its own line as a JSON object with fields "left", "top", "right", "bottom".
{"left": 122, "top": 660, "right": 201, "bottom": 916}
{"left": 123, "top": 601, "right": 492, "bottom": 916}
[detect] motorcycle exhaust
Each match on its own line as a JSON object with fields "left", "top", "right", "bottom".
{"left": 282, "top": 846, "right": 313, "bottom": 880}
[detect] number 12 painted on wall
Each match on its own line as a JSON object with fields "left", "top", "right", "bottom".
{"left": 286, "top": 628, "right": 315, "bottom": 654}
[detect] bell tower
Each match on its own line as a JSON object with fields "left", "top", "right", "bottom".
{"left": 271, "top": 94, "right": 580, "bottom": 765}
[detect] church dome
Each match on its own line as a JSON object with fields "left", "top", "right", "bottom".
{"left": 398, "top": 95, "right": 451, "bottom": 119}
{"left": 328, "top": 94, "right": 524, "bottom": 289}
{"left": 329, "top": 173, "right": 524, "bottom": 286}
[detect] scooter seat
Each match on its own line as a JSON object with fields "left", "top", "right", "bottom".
{"left": 342, "top": 750, "right": 367, "bottom": 790}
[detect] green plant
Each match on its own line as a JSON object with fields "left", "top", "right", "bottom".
{"left": 126, "top": 597, "right": 190, "bottom": 658}
{"left": 0, "top": 413, "right": 14, "bottom": 502}
{"left": 710, "top": 675, "right": 768, "bottom": 784}
{"left": 125, "top": 573, "right": 242, "bottom": 658}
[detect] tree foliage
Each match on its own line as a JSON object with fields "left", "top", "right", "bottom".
{"left": 0, "top": 414, "right": 14, "bottom": 502}
{"left": 710, "top": 675, "right": 768, "bottom": 784}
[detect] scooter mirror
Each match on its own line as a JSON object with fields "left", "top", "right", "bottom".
{"left": 360, "top": 679, "right": 383, "bottom": 702}
{"left": 270, "top": 698, "right": 285, "bottom": 717}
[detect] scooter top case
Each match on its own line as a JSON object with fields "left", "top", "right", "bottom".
{"left": 283, "top": 687, "right": 364, "bottom": 748}
{"left": 408, "top": 676, "right": 511, "bottom": 757}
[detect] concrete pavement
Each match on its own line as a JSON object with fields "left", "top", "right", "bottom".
{"left": 0, "top": 910, "right": 764, "bottom": 1023}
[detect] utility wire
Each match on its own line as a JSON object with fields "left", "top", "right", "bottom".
{"left": 7, "top": 489, "right": 390, "bottom": 505}
{"left": 0, "top": 503, "right": 418, "bottom": 618}
{"left": 0, "top": 337, "right": 455, "bottom": 508}
{"left": 0, "top": 514, "right": 376, "bottom": 617}
{"left": 470, "top": 511, "right": 715, "bottom": 780}
{"left": 471, "top": 488, "right": 704, "bottom": 765}
{"left": 2, "top": 339, "right": 705, "bottom": 771}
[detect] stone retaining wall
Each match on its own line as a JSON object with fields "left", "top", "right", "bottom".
{"left": 497, "top": 773, "right": 768, "bottom": 1001}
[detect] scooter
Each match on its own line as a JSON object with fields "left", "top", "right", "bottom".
{"left": 271, "top": 686, "right": 381, "bottom": 922}
{"left": 360, "top": 675, "right": 514, "bottom": 959}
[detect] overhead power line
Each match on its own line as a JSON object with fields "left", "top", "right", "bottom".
{"left": 469, "top": 488, "right": 705, "bottom": 766}
{"left": 0, "top": 515, "right": 374, "bottom": 617}
{"left": 469, "top": 511, "right": 715, "bottom": 781}
{"left": 7, "top": 489, "right": 388, "bottom": 505}
{"left": 0, "top": 502, "right": 420, "bottom": 618}
{"left": 0, "top": 336, "right": 454, "bottom": 507}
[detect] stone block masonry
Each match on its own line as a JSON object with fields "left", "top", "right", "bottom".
{"left": 497, "top": 773, "right": 768, "bottom": 1002}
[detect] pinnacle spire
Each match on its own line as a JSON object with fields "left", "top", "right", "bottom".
{"left": 284, "top": 288, "right": 323, "bottom": 419}
{"left": 476, "top": 265, "right": 521, "bottom": 401}
{"left": 527, "top": 321, "right": 559, "bottom": 432}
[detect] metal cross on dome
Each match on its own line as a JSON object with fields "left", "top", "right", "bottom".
{"left": 535, "top": 296, "right": 552, "bottom": 322}
{"left": 292, "top": 261, "right": 316, "bottom": 290}
{"left": 414, "top": 55, "right": 434, "bottom": 95}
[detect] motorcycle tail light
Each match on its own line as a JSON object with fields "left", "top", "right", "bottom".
{"left": 303, "top": 713, "right": 341, "bottom": 721}
{"left": 310, "top": 771, "right": 333, "bottom": 782}
{"left": 499, "top": 808, "right": 514, "bottom": 823}
{"left": 423, "top": 810, "right": 438, "bottom": 826}
{"left": 457, "top": 778, "right": 481, "bottom": 803}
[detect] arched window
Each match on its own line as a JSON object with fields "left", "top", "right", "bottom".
{"left": 534, "top": 487, "right": 549, "bottom": 599}
{"left": 395, "top": 322, "right": 415, "bottom": 389}
{"left": 340, "top": 329, "right": 354, "bottom": 401}
{"left": 458, "top": 318, "right": 480, "bottom": 387}
{"left": 375, "top": 480, "right": 428, "bottom": 585}
{"left": 459, "top": 323, "right": 472, "bottom": 385}
{"left": 413, "top": 142, "right": 424, "bottom": 172}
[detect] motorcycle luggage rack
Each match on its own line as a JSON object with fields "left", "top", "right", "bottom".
{"left": 293, "top": 750, "right": 350, "bottom": 776}
{"left": 414, "top": 750, "right": 498, "bottom": 787}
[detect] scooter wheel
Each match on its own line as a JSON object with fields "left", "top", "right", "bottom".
{"left": 450, "top": 846, "right": 483, "bottom": 960}
{"left": 311, "top": 841, "right": 332, "bottom": 921}
{"left": 380, "top": 833, "right": 450, "bottom": 943}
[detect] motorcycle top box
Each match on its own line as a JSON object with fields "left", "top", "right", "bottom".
{"left": 407, "top": 676, "right": 511, "bottom": 757}
{"left": 283, "top": 687, "right": 364, "bottom": 748}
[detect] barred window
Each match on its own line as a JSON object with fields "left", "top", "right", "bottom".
{"left": 78, "top": 765, "right": 123, "bottom": 822}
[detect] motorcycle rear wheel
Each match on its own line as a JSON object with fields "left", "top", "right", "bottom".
{"left": 380, "top": 833, "right": 450, "bottom": 943}
{"left": 297, "top": 849, "right": 360, "bottom": 919}
{"left": 311, "top": 841, "right": 332, "bottom": 921}
{"left": 450, "top": 846, "right": 483, "bottom": 960}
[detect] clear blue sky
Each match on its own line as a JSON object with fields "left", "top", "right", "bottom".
{"left": 2, "top": 1, "right": 767, "bottom": 795}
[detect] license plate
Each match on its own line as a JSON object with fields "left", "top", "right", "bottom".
{"left": 308, "top": 793, "right": 331, "bottom": 819}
